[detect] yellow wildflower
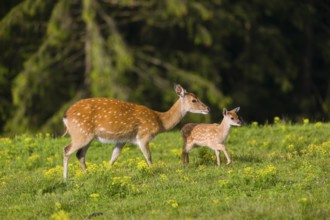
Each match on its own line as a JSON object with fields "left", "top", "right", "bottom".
{"left": 43, "top": 165, "right": 63, "bottom": 178}
{"left": 212, "top": 199, "right": 220, "bottom": 204}
{"left": 137, "top": 160, "right": 150, "bottom": 173}
{"left": 244, "top": 167, "right": 253, "bottom": 175}
{"left": 274, "top": 116, "right": 280, "bottom": 124}
{"left": 315, "top": 122, "right": 322, "bottom": 127}
{"left": 152, "top": 160, "right": 167, "bottom": 169}
{"left": 288, "top": 144, "right": 295, "bottom": 150}
{"left": 298, "top": 197, "right": 309, "bottom": 204}
{"left": 218, "top": 179, "right": 229, "bottom": 187}
{"left": 171, "top": 149, "right": 181, "bottom": 157}
{"left": 90, "top": 193, "right": 100, "bottom": 199}
{"left": 26, "top": 153, "right": 40, "bottom": 168}
{"left": 159, "top": 174, "right": 169, "bottom": 182}
{"left": 51, "top": 210, "right": 70, "bottom": 220}
{"left": 247, "top": 139, "right": 257, "bottom": 146}
{"left": 251, "top": 121, "right": 258, "bottom": 127}
{"left": 74, "top": 169, "right": 84, "bottom": 178}
{"left": 166, "top": 199, "right": 179, "bottom": 208}
{"left": 303, "top": 118, "right": 309, "bottom": 125}
{"left": 55, "top": 202, "right": 61, "bottom": 210}
{"left": 176, "top": 169, "right": 183, "bottom": 174}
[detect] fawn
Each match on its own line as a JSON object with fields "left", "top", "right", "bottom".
{"left": 62, "top": 84, "right": 209, "bottom": 180}
{"left": 181, "top": 107, "right": 241, "bottom": 166}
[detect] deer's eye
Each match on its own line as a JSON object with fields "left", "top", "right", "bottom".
{"left": 192, "top": 99, "right": 197, "bottom": 103}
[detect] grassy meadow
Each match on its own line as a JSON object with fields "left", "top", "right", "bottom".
{"left": 0, "top": 120, "right": 329, "bottom": 219}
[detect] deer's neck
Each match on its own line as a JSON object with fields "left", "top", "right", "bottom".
{"left": 157, "top": 99, "right": 185, "bottom": 131}
{"left": 219, "top": 119, "right": 231, "bottom": 141}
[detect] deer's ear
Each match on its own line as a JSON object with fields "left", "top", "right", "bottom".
{"left": 223, "top": 108, "right": 228, "bottom": 116}
{"left": 232, "top": 107, "right": 240, "bottom": 113}
{"left": 174, "top": 84, "right": 186, "bottom": 97}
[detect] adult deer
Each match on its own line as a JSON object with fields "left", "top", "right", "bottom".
{"left": 181, "top": 107, "right": 241, "bottom": 166}
{"left": 62, "top": 84, "right": 209, "bottom": 180}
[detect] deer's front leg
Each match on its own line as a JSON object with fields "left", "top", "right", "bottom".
{"left": 137, "top": 138, "right": 152, "bottom": 166}
{"left": 214, "top": 149, "right": 221, "bottom": 166}
{"left": 110, "top": 143, "right": 125, "bottom": 165}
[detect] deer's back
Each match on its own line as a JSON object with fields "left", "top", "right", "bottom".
{"left": 181, "top": 123, "right": 220, "bottom": 144}
{"left": 65, "top": 98, "right": 163, "bottom": 142}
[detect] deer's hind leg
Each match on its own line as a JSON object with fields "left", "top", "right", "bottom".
{"left": 182, "top": 141, "right": 189, "bottom": 164}
{"left": 76, "top": 144, "right": 91, "bottom": 170}
{"left": 182, "top": 139, "right": 194, "bottom": 164}
{"left": 63, "top": 137, "right": 94, "bottom": 181}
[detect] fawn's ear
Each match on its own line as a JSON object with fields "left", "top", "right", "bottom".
{"left": 174, "top": 84, "right": 187, "bottom": 97}
{"left": 223, "top": 108, "right": 228, "bottom": 116}
{"left": 232, "top": 107, "right": 240, "bottom": 113}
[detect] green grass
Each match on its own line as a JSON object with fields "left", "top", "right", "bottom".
{"left": 0, "top": 121, "right": 329, "bottom": 219}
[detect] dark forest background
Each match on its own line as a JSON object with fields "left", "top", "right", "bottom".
{"left": 0, "top": 0, "right": 329, "bottom": 135}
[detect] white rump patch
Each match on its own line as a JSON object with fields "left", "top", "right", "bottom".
{"left": 63, "top": 118, "right": 68, "bottom": 128}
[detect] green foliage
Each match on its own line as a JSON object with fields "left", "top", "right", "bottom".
{"left": 0, "top": 122, "right": 329, "bottom": 219}
{"left": 82, "top": 0, "right": 133, "bottom": 99}
{"left": 47, "top": 0, "right": 71, "bottom": 46}
{"left": 0, "top": 0, "right": 329, "bottom": 133}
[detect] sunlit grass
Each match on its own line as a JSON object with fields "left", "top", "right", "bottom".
{"left": 0, "top": 121, "right": 329, "bottom": 219}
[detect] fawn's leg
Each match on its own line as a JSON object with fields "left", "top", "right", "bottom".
{"left": 182, "top": 140, "right": 195, "bottom": 164}
{"left": 214, "top": 149, "right": 221, "bottom": 166}
{"left": 216, "top": 144, "right": 231, "bottom": 165}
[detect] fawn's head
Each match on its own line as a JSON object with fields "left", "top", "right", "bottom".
{"left": 175, "top": 84, "right": 210, "bottom": 114}
{"left": 223, "top": 107, "right": 242, "bottom": 126}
